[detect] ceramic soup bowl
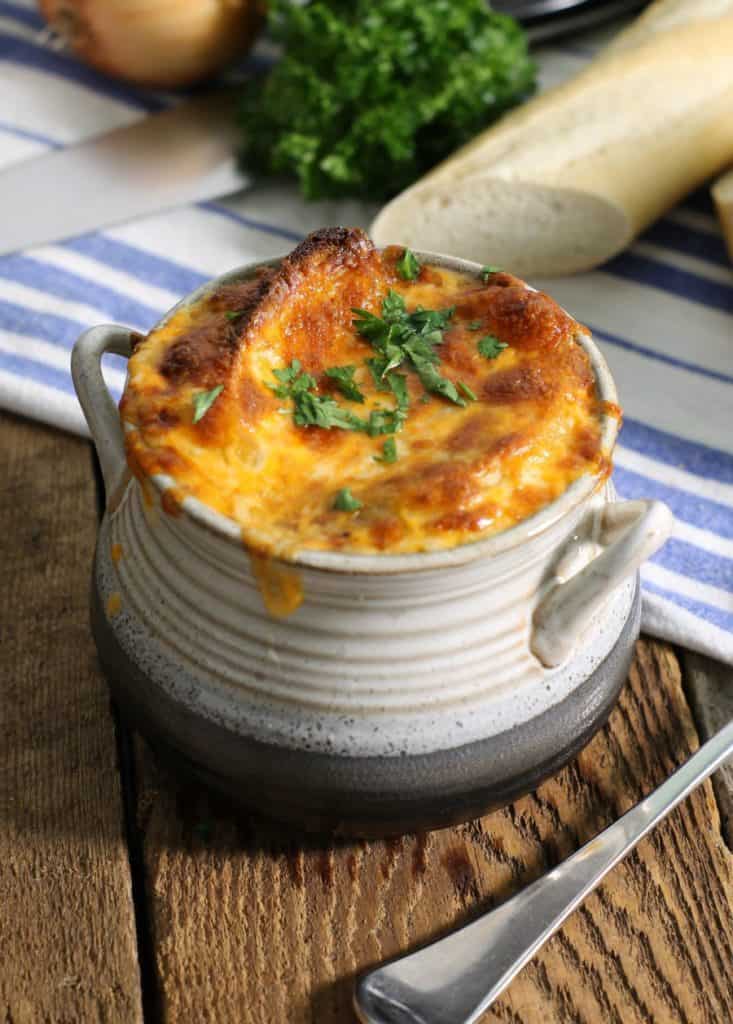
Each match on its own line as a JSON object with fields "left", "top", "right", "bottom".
{"left": 72, "top": 251, "right": 672, "bottom": 835}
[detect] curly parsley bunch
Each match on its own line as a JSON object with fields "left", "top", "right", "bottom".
{"left": 239, "top": 0, "right": 536, "bottom": 201}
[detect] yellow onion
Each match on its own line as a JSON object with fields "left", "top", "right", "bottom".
{"left": 38, "top": 0, "right": 264, "bottom": 88}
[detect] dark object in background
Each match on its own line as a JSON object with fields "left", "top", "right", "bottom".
{"left": 494, "top": 0, "right": 648, "bottom": 41}
{"left": 239, "top": 0, "right": 536, "bottom": 202}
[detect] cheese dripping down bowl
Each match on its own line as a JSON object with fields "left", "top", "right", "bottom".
{"left": 72, "top": 228, "right": 672, "bottom": 836}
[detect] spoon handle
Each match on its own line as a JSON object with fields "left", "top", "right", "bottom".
{"left": 355, "top": 719, "right": 733, "bottom": 1024}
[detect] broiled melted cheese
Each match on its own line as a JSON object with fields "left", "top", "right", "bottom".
{"left": 121, "top": 228, "right": 611, "bottom": 557}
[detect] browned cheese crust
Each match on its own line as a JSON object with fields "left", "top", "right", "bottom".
{"left": 121, "top": 228, "right": 612, "bottom": 556}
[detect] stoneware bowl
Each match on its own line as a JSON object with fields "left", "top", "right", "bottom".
{"left": 72, "top": 250, "right": 673, "bottom": 836}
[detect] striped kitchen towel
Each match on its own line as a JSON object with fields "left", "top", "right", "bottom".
{"left": 0, "top": 0, "right": 731, "bottom": 662}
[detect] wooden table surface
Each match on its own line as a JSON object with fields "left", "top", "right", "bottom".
{"left": 2, "top": 411, "right": 732, "bottom": 1024}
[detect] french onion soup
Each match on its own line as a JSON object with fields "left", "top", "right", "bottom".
{"left": 121, "top": 228, "right": 613, "bottom": 557}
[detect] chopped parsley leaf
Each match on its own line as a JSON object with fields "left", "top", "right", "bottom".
{"left": 333, "top": 487, "right": 363, "bottom": 512}
{"left": 396, "top": 248, "right": 421, "bottom": 281}
{"left": 268, "top": 359, "right": 314, "bottom": 396}
{"left": 366, "top": 371, "right": 410, "bottom": 435}
{"left": 409, "top": 305, "right": 455, "bottom": 332}
{"left": 382, "top": 288, "right": 409, "bottom": 323}
{"left": 365, "top": 356, "right": 392, "bottom": 392}
{"left": 481, "top": 265, "right": 503, "bottom": 281}
{"left": 467, "top": 320, "right": 482, "bottom": 331}
{"left": 411, "top": 358, "right": 465, "bottom": 406}
{"left": 269, "top": 360, "right": 366, "bottom": 430}
{"left": 353, "top": 293, "right": 462, "bottom": 406}
{"left": 324, "top": 364, "right": 364, "bottom": 403}
{"left": 478, "top": 335, "right": 508, "bottom": 359}
{"left": 225, "top": 310, "right": 246, "bottom": 321}
{"left": 387, "top": 371, "right": 409, "bottom": 412}
{"left": 294, "top": 393, "right": 367, "bottom": 430}
{"left": 374, "top": 437, "right": 398, "bottom": 464}
{"left": 458, "top": 381, "right": 478, "bottom": 401}
{"left": 192, "top": 385, "right": 224, "bottom": 423}
{"left": 351, "top": 308, "right": 389, "bottom": 342}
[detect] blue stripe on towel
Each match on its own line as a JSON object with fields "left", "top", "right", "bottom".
{"left": 620, "top": 418, "right": 733, "bottom": 483}
{"left": 613, "top": 466, "right": 733, "bottom": 539}
{"left": 0, "top": 255, "right": 162, "bottom": 328}
{"left": 603, "top": 250, "right": 733, "bottom": 315}
{"left": 590, "top": 325, "right": 733, "bottom": 386}
{"left": 0, "top": 119, "right": 60, "bottom": 148}
{"left": 643, "top": 580, "right": 733, "bottom": 632}
{"left": 0, "top": 34, "right": 165, "bottom": 111}
{"left": 651, "top": 539, "right": 733, "bottom": 592}
{"left": 0, "top": 298, "right": 86, "bottom": 348}
{"left": 199, "top": 202, "right": 304, "bottom": 243}
{"left": 0, "top": 1, "right": 44, "bottom": 29}
{"left": 64, "top": 237, "right": 208, "bottom": 297}
{"left": 0, "top": 350, "right": 75, "bottom": 394}
{"left": 644, "top": 220, "right": 731, "bottom": 269}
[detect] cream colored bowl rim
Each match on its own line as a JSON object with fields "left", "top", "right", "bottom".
{"left": 126, "top": 248, "right": 620, "bottom": 574}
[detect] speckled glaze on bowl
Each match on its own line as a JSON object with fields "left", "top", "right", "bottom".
{"left": 72, "top": 250, "right": 672, "bottom": 836}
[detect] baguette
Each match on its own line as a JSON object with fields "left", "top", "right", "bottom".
{"left": 712, "top": 167, "right": 733, "bottom": 264}
{"left": 604, "top": 0, "right": 733, "bottom": 53}
{"left": 371, "top": 2, "right": 733, "bottom": 277}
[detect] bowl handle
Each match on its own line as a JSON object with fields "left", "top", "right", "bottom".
{"left": 531, "top": 499, "right": 673, "bottom": 668}
{"left": 71, "top": 325, "right": 133, "bottom": 501}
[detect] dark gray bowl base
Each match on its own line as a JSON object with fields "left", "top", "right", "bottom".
{"left": 91, "top": 576, "right": 640, "bottom": 837}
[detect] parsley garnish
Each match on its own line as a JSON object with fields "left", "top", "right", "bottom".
{"left": 467, "top": 320, "right": 482, "bottom": 331}
{"left": 270, "top": 286, "right": 486, "bottom": 492}
{"left": 268, "top": 360, "right": 366, "bottom": 430}
{"left": 477, "top": 335, "right": 508, "bottom": 359}
{"left": 333, "top": 487, "right": 363, "bottom": 512}
{"left": 325, "top": 364, "right": 364, "bottom": 403}
{"left": 269, "top": 359, "right": 314, "bottom": 395}
{"left": 374, "top": 437, "right": 398, "bottom": 464}
{"left": 387, "top": 371, "right": 409, "bottom": 413}
{"left": 225, "top": 310, "right": 246, "bottom": 321}
{"left": 238, "top": 0, "right": 536, "bottom": 202}
{"left": 411, "top": 358, "right": 464, "bottom": 406}
{"left": 353, "top": 291, "right": 464, "bottom": 407}
{"left": 408, "top": 305, "right": 455, "bottom": 332}
{"left": 365, "top": 357, "right": 392, "bottom": 393}
{"left": 363, "top": 371, "right": 410, "bottom": 436}
{"left": 192, "top": 385, "right": 224, "bottom": 423}
{"left": 294, "top": 393, "right": 367, "bottom": 431}
{"left": 396, "top": 248, "right": 421, "bottom": 281}
{"left": 481, "top": 265, "right": 502, "bottom": 281}
{"left": 270, "top": 357, "right": 409, "bottom": 435}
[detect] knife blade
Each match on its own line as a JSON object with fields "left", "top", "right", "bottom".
{"left": 0, "top": 91, "right": 249, "bottom": 256}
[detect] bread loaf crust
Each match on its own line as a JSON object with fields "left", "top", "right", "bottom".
{"left": 371, "top": 2, "right": 733, "bottom": 276}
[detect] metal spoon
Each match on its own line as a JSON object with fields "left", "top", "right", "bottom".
{"left": 354, "top": 719, "right": 733, "bottom": 1024}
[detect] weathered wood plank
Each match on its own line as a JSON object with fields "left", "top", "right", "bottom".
{"left": 684, "top": 650, "right": 733, "bottom": 848}
{"left": 0, "top": 414, "right": 143, "bottom": 1024}
{"left": 136, "top": 636, "right": 733, "bottom": 1023}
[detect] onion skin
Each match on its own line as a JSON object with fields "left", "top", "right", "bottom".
{"left": 38, "top": 0, "right": 264, "bottom": 88}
